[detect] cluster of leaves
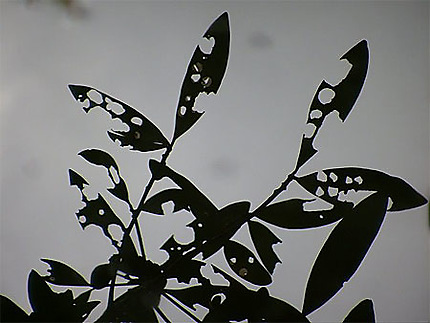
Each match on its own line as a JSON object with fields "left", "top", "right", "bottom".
{"left": 1, "top": 12, "right": 427, "bottom": 322}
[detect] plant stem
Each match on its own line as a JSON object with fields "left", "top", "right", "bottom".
{"left": 154, "top": 306, "right": 172, "bottom": 323}
{"left": 163, "top": 292, "right": 202, "bottom": 323}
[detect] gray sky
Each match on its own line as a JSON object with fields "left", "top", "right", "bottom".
{"left": 1, "top": 1, "right": 429, "bottom": 322}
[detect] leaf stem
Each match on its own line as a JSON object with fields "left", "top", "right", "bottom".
{"left": 162, "top": 292, "right": 202, "bottom": 323}
{"left": 154, "top": 306, "right": 172, "bottom": 323}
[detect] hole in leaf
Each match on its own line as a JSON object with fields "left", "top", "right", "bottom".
{"left": 201, "top": 76, "right": 212, "bottom": 88}
{"left": 304, "top": 123, "right": 316, "bottom": 138}
{"left": 354, "top": 176, "right": 363, "bottom": 184}
{"left": 317, "top": 171, "right": 327, "bottom": 182}
{"left": 98, "top": 209, "right": 105, "bottom": 216}
{"left": 329, "top": 172, "right": 338, "bottom": 182}
{"left": 109, "top": 166, "right": 120, "bottom": 185}
{"left": 239, "top": 268, "right": 248, "bottom": 277}
{"left": 319, "top": 215, "right": 324, "bottom": 219}
{"left": 109, "top": 225, "right": 124, "bottom": 244}
{"left": 229, "top": 257, "right": 237, "bottom": 264}
{"left": 78, "top": 216, "right": 86, "bottom": 223}
{"left": 191, "top": 74, "right": 201, "bottom": 82}
{"left": 177, "top": 246, "right": 182, "bottom": 251}
{"left": 106, "top": 98, "right": 125, "bottom": 115}
{"left": 49, "top": 276, "right": 56, "bottom": 282}
{"left": 178, "top": 106, "right": 187, "bottom": 116}
{"left": 248, "top": 257, "right": 254, "bottom": 264}
{"left": 192, "top": 62, "right": 203, "bottom": 73}
{"left": 131, "top": 117, "right": 143, "bottom": 126}
{"left": 318, "top": 88, "right": 335, "bottom": 104}
{"left": 388, "top": 197, "right": 393, "bottom": 209}
{"left": 328, "top": 187, "right": 338, "bottom": 197}
{"left": 199, "top": 36, "right": 215, "bottom": 54}
{"left": 316, "top": 186, "right": 324, "bottom": 197}
{"left": 197, "top": 223, "right": 203, "bottom": 228}
{"left": 185, "top": 95, "right": 191, "bottom": 102}
{"left": 310, "top": 109, "right": 323, "bottom": 119}
{"left": 134, "top": 131, "right": 141, "bottom": 140}
{"left": 345, "top": 176, "right": 353, "bottom": 184}
{"left": 87, "top": 90, "right": 103, "bottom": 104}
{"left": 210, "top": 294, "right": 226, "bottom": 307}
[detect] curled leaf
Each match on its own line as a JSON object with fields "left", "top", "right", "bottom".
{"left": 296, "top": 167, "right": 427, "bottom": 211}
{"left": 302, "top": 193, "right": 388, "bottom": 315}
{"left": 224, "top": 240, "right": 271, "bottom": 286}
{"left": 173, "top": 12, "right": 230, "bottom": 140}
{"left": 248, "top": 220, "right": 281, "bottom": 274}
{"left": 255, "top": 199, "right": 351, "bottom": 229}
{"left": 68, "top": 84, "right": 169, "bottom": 152}
{"left": 296, "top": 40, "right": 369, "bottom": 168}
{"left": 41, "top": 259, "right": 89, "bottom": 286}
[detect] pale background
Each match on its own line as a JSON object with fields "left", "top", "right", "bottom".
{"left": 1, "top": 1, "right": 429, "bottom": 322}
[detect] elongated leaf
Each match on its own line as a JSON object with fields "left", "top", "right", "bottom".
{"left": 256, "top": 199, "right": 351, "bottom": 229}
{"left": 173, "top": 12, "right": 230, "bottom": 140}
{"left": 343, "top": 299, "right": 375, "bottom": 322}
{"left": 68, "top": 84, "right": 169, "bottom": 152}
{"left": 296, "top": 40, "right": 369, "bottom": 168}
{"left": 302, "top": 193, "right": 388, "bottom": 315}
{"left": 296, "top": 167, "right": 427, "bottom": 211}
{"left": 224, "top": 240, "right": 271, "bottom": 286}
{"left": 142, "top": 188, "right": 189, "bottom": 215}
{"left": 41, "top": 259, "right": 89, "bottom": 286}
{"left": 248, "top": 220, "right": 281, "bottom": 274}
{"left": 90, "top": 263, "right": 115, "bottom": 289}
{"left": 0, "top": 295, "right": 30, "bottom": 322}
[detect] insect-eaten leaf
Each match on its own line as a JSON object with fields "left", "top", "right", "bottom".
{"left": 41, "top": 259, "right": 89, "bottom": 286}
{"left": 256, "top": 199, "right": 351, "bottom": 229}
{"left": 68, "top": 169, "right": 89, "bottom": 190}
{"left": 296, "top": 40, "right": 369, "bottom": 168}
{"left": 296, "top": 167, "right": 427, "bottom": 211}
{"left": 28, "top": 270, "right": 99, "bottom": 322}
{"left": 248, "top": 220, "right": 282, "bottom": 274}
{"left": 68, "top": 84, "right": 169, "bottom": 152}
{"left": 302, "top": 193, "right": 388, "bottom": 315}
{"left": 224, "top": 240, "right": 271, "bottom": 286}
{"left": 142, "top": 188, "right": 190, "bottom": 215}
{"left": 343, "top": 299, "right": 376, "bottom": 323}
{"left": 173, "top": 12, "right": 230, "bottom": 140}
{"left": 78, "top": 149, "right": 131, "bottom": 205}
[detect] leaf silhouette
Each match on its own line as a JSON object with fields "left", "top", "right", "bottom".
{"left": 0, "top": 295, "right": 30, "bottom": 322}
{"left": 78, "top": 149, "right": 131, "bottom": 204}
{"left": 142, "top": 188, "right": 189, "bottom": 215}
{"left": 68, "top": 84, "right": 169, "bottom": 152}
{"left": 302, "top": 193, "right": 388, "bottom": 315}
{"left": 41, "top": 259, "right": 89, "bottom": 286}
{"left": 90, "top": 263, "right": 116, "bottom": 289}
{"left": 248, "top": 220, "right": 282, "bottom": 274}
{"left": 296, "top": 40, "right": 369, "bottom": 168}
{"left": 343, "top": 299, "right": 376, "bottom": 322}
{"left": 296, "top": 167, "right": 427, "bottom": 211}
{"left": 255, "top": 199, "right": 351, "bottom": 229}
{"left": 173, "top": 12, "right": 230, "bottom": 140}
{"left": 68, "top": 169, "right": 89, "bottom": 190}
{"left": 224, "top": 240, "right": 272, "bottom": 286}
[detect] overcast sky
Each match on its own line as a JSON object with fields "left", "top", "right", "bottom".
{"left": 1, "top": 1, "right": 429, "bottom": 322}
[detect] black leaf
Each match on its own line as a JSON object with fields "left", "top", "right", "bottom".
{"left": 224, "top": 240, "right": 271, "bottom": 286}
{"left": 142, "top": 188, "right": 189, "bottom": 215}
{"left": 68, "top": 169, "right": 88, "bottom": 190}
{"left": 173, "top": 12, "right": 230, "bottom": 140}
{"left": 296, "top": 40, "right": 369, "bottom": 168}
{"left": 248, "top": 220, "right": 282, "bottom": 274}
{"left": 41, "top": 259, "right": 89, "bottom": 286}
{"left": 302, "top": 193, "right": 388, "bottom": 315}
{"left": 68, "top": 84, "right": 169, "bottom": 152}
{"left": 0, "top": 295, "right": 30, "bottom": 322}
{"left": 255, "top": 199, "right": 351, "bottom": 229}
{"left": 90, "top": 263, "right": 116, "bottom": 289}
{"left": 343, "top": 299, "right": 376, "bottom": 322}
{"left": 296, "top": 167, "right": 427, "bottom": 211}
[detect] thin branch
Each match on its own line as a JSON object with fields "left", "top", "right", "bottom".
{"left": 154, "top": 306, "right": 172, "bottom": 323}
{"left": 163, "top": 292, "right": 202, "bottom": 323}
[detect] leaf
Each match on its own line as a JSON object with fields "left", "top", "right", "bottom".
{"left": 296, "top": 40, "right": 369, "bottom": 168}
{"left": 296, "top": 167, "right": 427, "bottom": 211}
{"left": 224, "top": 240, "right": 271, "bottom": 286}
{"left": 248, "top": 220, "right": 282, "bottom": 274}
{"left": 0, "top": 295, "right": 30, "bottom": 322}
{"left": 90, "top": 263, "right": 116, "bottom": 289}
{"left": 343, "top": 299, "right": 376, "bottom": 322}
{"left": 68, "top": 169, "right": 88, "bottom": 190}
{"left": 165, "top": 284, "right": 223, "bottom": 311}
{"left": 68, "top": 84, "right": 169, "bottom": 152}
{"left": 255, "top": 199, "right": 351, "bottom": 229}
{"left": 302, "top": 193, "right": 388, "bottom": 315}
{"left": 41, "top": 259, "right": 89, "bottom": 286}
{"left": 173, "top": 12, "right": 230, "bottom": 140}
{"left": 75, "top": 193, "right": 125, "bottom": 246}
{"left": 78, "top": 149, "right": 131, "bottom": 205}
{"left": 142, "top": 188, "right": 189, "bottom": 215}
